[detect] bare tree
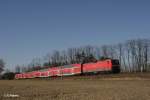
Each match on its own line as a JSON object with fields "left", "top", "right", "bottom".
{"left": 60, "top": 50, "right": 68, "bottom": 65}
{"left": 93, "top": 46, "right": 101, "bottom": 59}
{"left": 44, "top": 53, "right": 52, "bottom": 66}
{"left": 101, "top": 45, "right": 109, "bottom": 58}
{"left": 30, "top": 57, "right": 42, "bottom": 67}
{"left": 83, "top": 45, "right": 94, "bottom": 57}
{"left": 125, "top": 41, "right": 132, "bottom": 72}
{"left": 67, "top": 48, "right": 75, "bottom": 64}
{"left": 21, "top": 66, "right": 27, "bottom": 72}
{"left": 0, "top": 59, "right": 5, "bottom": 74}
{"left": 15, "top": 65, "right": 21, "bottom": 73}
{"left": 117, "top": 43, "right": 125, "bottom": 71}
{"left": 51, "top": 50, "right": 61, "bottom": 66}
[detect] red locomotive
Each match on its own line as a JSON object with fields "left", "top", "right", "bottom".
{"left": 15, "top": 59, "right": 120, "bottom": 79}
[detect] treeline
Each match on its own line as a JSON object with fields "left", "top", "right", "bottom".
{"left": 15, "top": 38, "right": 150, "bottom": 73}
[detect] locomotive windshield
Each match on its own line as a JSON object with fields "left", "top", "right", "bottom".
{"left": 112, "top": 60, "right": 119, "bottom": 65}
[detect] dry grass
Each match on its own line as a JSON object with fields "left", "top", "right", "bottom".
{"left": 0, "top": 74, "right": 150, "bottom": 100}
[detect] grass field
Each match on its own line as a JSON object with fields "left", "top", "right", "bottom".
{"left": 0, "top": 73, "right": 150, "bottom": 100}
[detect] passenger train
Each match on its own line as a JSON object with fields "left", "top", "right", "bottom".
{"left": 15, "top": 59, "right": 120, "bottom": 79}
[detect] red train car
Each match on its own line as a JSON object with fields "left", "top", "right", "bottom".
{"left": 59, "top": 64, "right": 81, "bottom": 76}
{"left": 49, "top": 67, "right": 60, "bottom": 76}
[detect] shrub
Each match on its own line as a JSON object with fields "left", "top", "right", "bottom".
{"left": 1, "top": 72, "right": 15, "bottom": 80}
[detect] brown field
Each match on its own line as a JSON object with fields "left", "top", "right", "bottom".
{"left": 0, "top": 73, "right": 150, "bottom": 100}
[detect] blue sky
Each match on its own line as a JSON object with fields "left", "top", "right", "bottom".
{"left": 0, "top": 0, "right": 150, "bottom": 70}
